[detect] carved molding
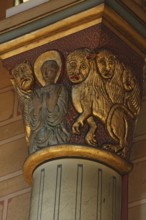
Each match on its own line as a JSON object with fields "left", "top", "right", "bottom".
{"left": 23, "top": 145, "right": 132, "bottom": 185}
{"left": 0, "top": 4, "right": 145, "bottom": 59}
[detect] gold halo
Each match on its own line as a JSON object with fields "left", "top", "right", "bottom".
{"left": 34, "top": 50, "right": 62, "bottom": 86}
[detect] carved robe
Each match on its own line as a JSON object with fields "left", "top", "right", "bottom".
{"left": 29, "top": 84, "right": 70, "bottom": 154}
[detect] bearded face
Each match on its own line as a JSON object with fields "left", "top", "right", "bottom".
{"left": 66, "top": 49, "right": 91, "bottom": 84}
{"left": 12, "top": 62, "right": 34, "bottom": 91}
{"left": 96, "top": 50, "right": 116, "bottom": 79}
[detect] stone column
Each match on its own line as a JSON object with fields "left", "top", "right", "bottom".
{"left": 30, "top": 159, "right": 121, "bottom": 220}
{"left": 23, "top": 145, "right": 132, "bottom": 220}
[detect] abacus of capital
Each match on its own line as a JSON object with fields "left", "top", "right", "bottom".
{"left": 0, "top": 1, "right": 145, "bottom": 220}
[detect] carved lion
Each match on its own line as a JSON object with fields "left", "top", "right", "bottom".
{"left": 66, "top": 48, "right": 141, "bottom": 157}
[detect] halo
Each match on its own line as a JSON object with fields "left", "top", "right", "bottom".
{"left": 34, "top": 50, "right": 62, "bottom": 86}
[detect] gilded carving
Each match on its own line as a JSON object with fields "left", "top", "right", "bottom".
{"left": 11, "top": 60, "right": 34, "bottom": 143}
{"left": 11, "top": 50, "right": 70, "bottom": 154}
{"left": 11, "top": 48, "right": 141, "bottom": 158}
{"left": 34, "top": 50, "right": 62, "bottom": 86}
{"left": 66, "top": 48, "right": 141, "bottom": 157}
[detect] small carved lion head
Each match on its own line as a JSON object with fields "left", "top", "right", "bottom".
{"left": 66, "top": 48, "right": 92, "bottom": 84}
{"left": 11, "top": 60, "right": 34, "bottom": 92}
{"left": 96, "top": 49, "right": 117, "bottom": 79}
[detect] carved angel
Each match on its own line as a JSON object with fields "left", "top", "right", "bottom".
{"left": 29, "top": 50, "right": 70, "bottom": 154}
{"left": 11, "top": 51, "right": 70, "bottom": 155}
{"left": 66, "top": 48, "right": 141, "bottom": 157}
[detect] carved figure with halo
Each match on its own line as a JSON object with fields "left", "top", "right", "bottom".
{"left": 11, "top": 50, "right": 70, "bottom": 154}
{"left": 29, "top": 50, "right": 70, "bottom": 153}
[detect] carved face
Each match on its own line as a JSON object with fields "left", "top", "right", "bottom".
{"left": 96, "top": 50, "right": 116, "bottom": 79}
{"left": 66, "top": 49, "right": 91, "bottom": 83}
{"left": 12, "top": 62, "right": 34, "bottom": 91}
{"left": 41, "top": 60, "right": 59, "bottom": 85}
